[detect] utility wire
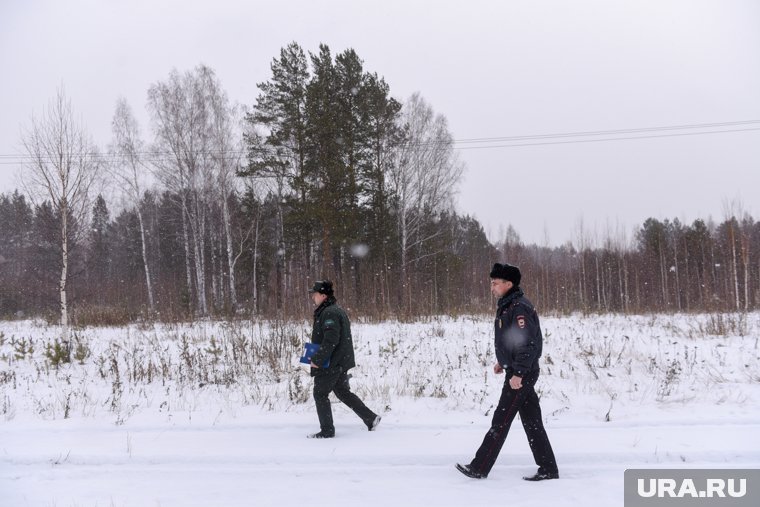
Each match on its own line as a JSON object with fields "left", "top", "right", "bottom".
{"left": 0, "top": 120, "right": 758, "bottom": 165}
{"left": 455, "top": 127, "right": 760, "bottom": 150}
{"left": 449, "top": 119, "right": 760, "bottom": 144}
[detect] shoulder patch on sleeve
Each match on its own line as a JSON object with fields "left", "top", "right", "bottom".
{"left": 516, "top": 315, "right": 526, "bottom": 329}
{"left": 324, "top": 318, "right": 336, "bottom": 327}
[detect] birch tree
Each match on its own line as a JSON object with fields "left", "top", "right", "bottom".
{"left": 722, "top": 200, "right": 743, "bottom": 311}
{"left": 110, "top": 98, "right": 156, "bottom": 312}
{"left": 206, "top": 77, "right": 242, "bottom": 312}
{"left": 148, "top": 66, "right": 221, "bottom": 316}
{"left": 389, "top": 92, "right": 463, "bottom": 307}
{"left": 21, "top": 88, "right": 100, "bottom": 343}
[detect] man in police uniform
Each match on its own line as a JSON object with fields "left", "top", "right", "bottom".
{"left": 307, "top": 280, "right": 381, "bottom": 439}
{"left": 456, "top": 263, "right": 559, "bottom": 480}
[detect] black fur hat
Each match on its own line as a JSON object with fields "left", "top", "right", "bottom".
{"left": 308, "top": 280, "right": 334, "bottom": 296}
{"left": 489, "top": 263, "right": 521, "bottom": 286}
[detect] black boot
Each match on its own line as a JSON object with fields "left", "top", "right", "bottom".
{"left": 523, "top": 470, "right": 559, "bottom": 481}
{"left": 307, "top": 431, "right": 335, "bottom": 439}
{"left": 455, "top": 463, "right": 486, "bottom": 479}
{"left": 367, "top": 415, "right": 382, "bottom": 431}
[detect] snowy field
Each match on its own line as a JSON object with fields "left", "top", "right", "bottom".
{"left": 1, "top": 312, "right": 759, "bottom": 507}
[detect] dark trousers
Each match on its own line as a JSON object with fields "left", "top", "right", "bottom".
{"left": 313, "top": 368, "right": 377, "bottom": 435}
{"left": 470, "top": 370, "right": 558, "bottom": 477}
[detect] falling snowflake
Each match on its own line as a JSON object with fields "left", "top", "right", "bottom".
{"left": 350, "top": 243, "right": 370, "bottom": 258}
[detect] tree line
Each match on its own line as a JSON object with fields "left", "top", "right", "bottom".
{"left": 499, "top": 213, "right": 759, "bottom": 314}
{"left": 1, "top": 185, "right": 757, "bottom": 321}
{"left": 1, "top": 42, "right": 757, "bottom": 327}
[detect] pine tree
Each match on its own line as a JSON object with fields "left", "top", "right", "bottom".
{"left": 244, "top": 41, "right": 311, "bottom": 311}
{"left": 88, "top": 195, "right": 112, "bottom": 298}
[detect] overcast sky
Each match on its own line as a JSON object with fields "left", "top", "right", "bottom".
{"left": 1, "top": 0, "right": 758, "bottom": 246}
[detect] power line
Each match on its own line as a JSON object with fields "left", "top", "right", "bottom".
{"left": 0, "top": 120, "right": 758, "bottom": 165}
{"left": 449, "top": 119, "right": 760, "bottom": 144}
{"left": 455, "top": 127, "right": 760, "bottom": 150}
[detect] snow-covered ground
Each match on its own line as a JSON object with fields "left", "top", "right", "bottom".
{"left": 1, "top": 312, "right": 759, "bottom": 506}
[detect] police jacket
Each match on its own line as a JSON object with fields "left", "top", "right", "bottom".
{"left": 494, "top": 287, "right": 543, "bottom": 377}
{"left": 310, "top": 297, "right": 356, "bottom": 377}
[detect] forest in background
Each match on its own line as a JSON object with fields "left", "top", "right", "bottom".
{"left": 1, "top": 184, "right": 757, "bottom": 323}
{"left": 0, "top": 42, "right": 758, "bottom": 324}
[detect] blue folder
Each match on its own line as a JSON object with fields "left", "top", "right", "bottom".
{"left": 300, "top": 343, "right": 330, "bottom": 368}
